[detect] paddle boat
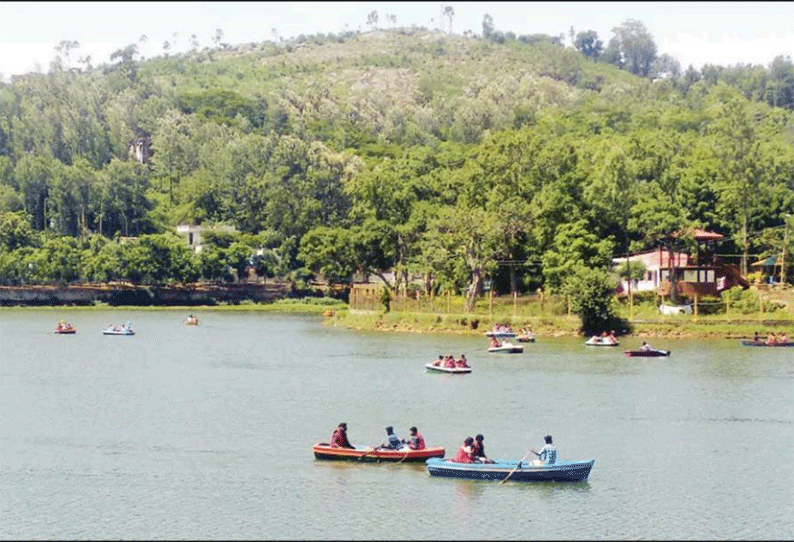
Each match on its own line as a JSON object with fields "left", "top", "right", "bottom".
{"left": 54, "top": 321, "right": 76, "bottom": 334}
{"left": 103, "top": 321, "right": 135, "bottom": 336}
{"left": 312, "top": 443, "right": 445, "bottom": 462}
{"left": 585, "top": 336, "right": 619, "bottom": 346}
{"left": 426, "top": 457, "right": 595, "bottom": 482}
{"left": 487, "top": 340, "right": 524, "bottom": 354}
{"left": 516, "top": 333, "right": 535, "bottom": 343}
{"left": 625, "top": 348, "right": 670, "bottom": 357}
{"left": 425, "top": 362, "right": 472, "bottom": 374}
{"left": 740, "top": 340, "right": 793, "bottom": 347}
{"left": 185, "top": 315, "right": 199, "bottom": 326}
{"left": 485, "top": 330, "right": 516, "bottom": 339}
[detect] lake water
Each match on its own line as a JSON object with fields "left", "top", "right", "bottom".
{"left": 1, "top": 309, "right": 792, "bottom": 540}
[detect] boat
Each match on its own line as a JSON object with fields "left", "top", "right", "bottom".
{"left": 312, "top": 443, "right": 446, "bottom": 462}
{"left": 425, "top": 363, "right": 472, "bottom": 374}
{"left": 516, "top": 334, "right": 535, "bottom": 343}
{"left": 585, "top": 337, "right": 619, "bottom": 346}
{"left": 625, "top": 349, "right": 670, "bottom": 357}
{"left": 54, "top": 322, "right": 76, "bottom": 334}
{"left": 185, "top": 315, "right": 199, "bottom": 326}
{"left": 103, "top": 321, "right": 135, "bottom": 336}
{"left": 487, "top": 341, "right": 524, "bottom": 354}
{"left": 740, "top": 340, "right": 794, "bottom": 347}
{"left": 426, "top": 457, "right": 595, "bottom": 482}
{"left": 485, "top": 330, "right": 516, "bottom": 339}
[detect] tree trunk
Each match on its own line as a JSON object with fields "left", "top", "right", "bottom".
{"left": 465, "top": 268, "right": 483, "bottom": 313}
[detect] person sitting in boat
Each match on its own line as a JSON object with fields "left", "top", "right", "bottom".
{"left": 455, "top": 354, "right": 469, "bottom": 368}
{"left": 444, "top": 355, "right": 456, "bottom": 368}
{"left": 330, "top": 422, "right": 354, "bottom": 449}
{"left": 432, "top": 355, "right": 444, "bottom": 367}
{"left": 452, "top": 436, "right": 475, "bottom": 463}
{"left": 381, "top": 426, "right": 404, "bottom": 450}
{"left": 472, "top": 434, "right": 494, "bottom": 464}
{"left": 780, "top": 333, "right": 788, "bottom": 344}
{"left": 490, "top": 337, "right": 500, "bottom": 348}
{"left": 607, "top": 330, "right": 617, "bottom": 343}
{"left": 640, "top": 341, "right": 652, "bottom": 351}
{"left": 753, "top": 331, "right": 761, "bottom": 343}
{"left": 766, "top": 332, "right": 777, "bottom": 346}
{"left": 531, "top": 435, "right": 557, "bottom": 465}
{"left": 404, "top": 426, "right": 425, "bottom": 450}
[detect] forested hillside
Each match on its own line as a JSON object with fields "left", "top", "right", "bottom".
{"left": 1, "top": 23, "right": 793, "bottom": 311}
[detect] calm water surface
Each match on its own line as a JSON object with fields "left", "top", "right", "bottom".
{"left": 1, "top": 309, "right": 792, "bottom": 540}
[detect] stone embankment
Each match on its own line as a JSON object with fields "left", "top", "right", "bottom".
{"left": 0, "top": 283, "right": 295, "bottom": 306}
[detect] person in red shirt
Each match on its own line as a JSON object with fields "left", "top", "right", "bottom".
{"left": 405, "top": 426, "right": 425, "bottom": 450}
{"left": 330, "top": 422, "right": 354, "bottom": 448}
{"left": 453, "top": 436, "right": 475, "bottom": 463}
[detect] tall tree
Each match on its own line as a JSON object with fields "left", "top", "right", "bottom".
{"left": 610, "top": 19, "right": 657, "bottom": 77}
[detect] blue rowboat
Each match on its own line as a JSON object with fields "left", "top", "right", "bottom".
{"left": 426, "top": 457, "right": 594, "bottom": 482}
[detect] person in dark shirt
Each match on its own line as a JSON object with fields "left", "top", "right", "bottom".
{"left": 330, "top": 422, "right": 354, "bottom": 448}
{"left": 381, "top": 426, "right": 404, "bottom": 449}
{"left": 472, "top": 434, "right": 494, "bottom": 463}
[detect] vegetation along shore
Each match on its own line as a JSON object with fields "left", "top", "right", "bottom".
{"left": 0, "top": 20, "right": 792, "bottom": 340}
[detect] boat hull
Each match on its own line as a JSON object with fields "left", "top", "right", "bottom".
{"left": 625, "top": 349, "right": 670, "bottom": 357}
{"left": 585, "top": 339, "right": 619, "bottom": 346}
{"left": 313, "top": 443, "right": 445, "bottom": 462}
{"left": 488, "top": 341, "right": 524, "bottom": 353}
{"left": 426, "top": 458, "right": 594, "bottom": 482}
{"left": 54, "top": 329, "right": 76, "bottom": 334}
{"left": 516, "top": 336, "right": 535, "bottom": 343}
{"left": 425, "top": 363, "right": 471, "bottom": 374}
{"left": 740, "top": 340, "right": 793, "bottom": 347}
{"left": 485, "top": 331, "right": 516, "bottom": 339}
{"left": 103, "top": 329, "right": 134, "bottom": 336}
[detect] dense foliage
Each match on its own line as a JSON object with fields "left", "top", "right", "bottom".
{"left": 1, "top": 24, "right": 793, "bottom": 322}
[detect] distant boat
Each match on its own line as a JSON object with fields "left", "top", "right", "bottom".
{"left": 485, "top": 330, "right": 516, "bottom": 339}
{"left": 487, "top": 341, "right": 524, "bottom": 354}
{"left": 54, "top": 322, "right": 76, "bottom": 334}
{"left": 312, "top": 443, "right": 445, "bottom": 462}
{"left": 185, "top": 315, "right": 199, "bottom": 326}
{"left": 625, "top": 349, "right": 670, "bottom": 357}
{"left": 740, "top": 340, "right": 793, "bottom": 347}
{"left": 425, "top": 362, "right": 472, "bottom": 374}
{"left": 103, "top": 321, "right": 134, "bottom": 336}
{"left": 585, "top": 337, "right": 619, "bottom": 347}
{"left": 426, "top": 457, "right": 595, "bottom": 482}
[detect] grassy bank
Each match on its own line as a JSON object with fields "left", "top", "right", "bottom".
{"left": 323, "top": 307, "right": 793, "bottom": 340}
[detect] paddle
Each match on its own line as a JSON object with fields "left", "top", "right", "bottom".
{"left": 499, "top": 448, "right": 537, "bottom": 484}
{"left": 358, "top": 445, "right": 377, "bottom": 461}
{"left": 397, "top": 448, "right": 411, "bottom": 463}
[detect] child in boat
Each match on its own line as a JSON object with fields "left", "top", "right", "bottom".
{"left": 432, "top": 355, "right": 443, "bottom": 367}
{"left": 766, "top": 332, "right": 777, "bottom": 346}
{"left": 455, "top": 354, "right": 469, "bottom": 368}
{"left": 490, "top": 338, "right": 500, "bottom": 348}
{"left": 640, "top": 341, "right": 652, "bottom": 351}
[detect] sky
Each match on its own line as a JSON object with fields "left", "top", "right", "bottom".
{"left": 1, "top": 1, "right": 792, "bottom": 81}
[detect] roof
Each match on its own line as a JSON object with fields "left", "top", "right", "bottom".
{"left": 613, "top": 250, "right": 690, "bottom": 269}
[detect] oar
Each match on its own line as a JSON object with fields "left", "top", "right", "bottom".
{"left": 499, "top": 448, "right": 536, "bottom": 484}
{"left": 358, "top": 446, "right": 377, "bottom": 461}
{"left": 397, "top": 448, "right": 411, "bottom": 463}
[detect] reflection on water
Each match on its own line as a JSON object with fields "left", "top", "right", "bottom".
{"left": 0, "top": 309, "right": 792, "bottom": 540}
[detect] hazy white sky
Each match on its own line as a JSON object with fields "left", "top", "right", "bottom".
{"left": 1, "top": 1, "right": 792, "bottom": 81}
